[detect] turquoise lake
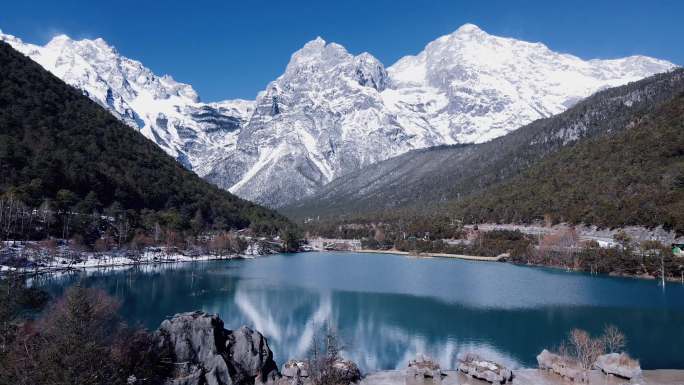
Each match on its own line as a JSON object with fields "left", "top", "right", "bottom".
{"left": 35, "top": 252, "right": 684, "bottom": 371}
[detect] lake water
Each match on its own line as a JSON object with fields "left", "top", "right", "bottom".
{"left": 35, "top": 252, "right": 684, "bottom": 371}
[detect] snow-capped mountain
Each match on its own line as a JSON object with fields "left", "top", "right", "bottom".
{"left": 204, "top": 24, "right": 675, "bottom": 206}
{"left": 0, "top": 30, "right": 253, "bottom": 171}
{"left": 385, "top": 23, "right": 675, "bottom": 143}
{"left": 2, "top": 25, "right": 676, "bottom": 207}
{"left": 202, "top": 37, "right": 451, "bottom": 206}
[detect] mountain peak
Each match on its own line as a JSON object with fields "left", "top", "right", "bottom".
{"left": 0, "top": 30, "right": 24, "bottom": 45}
{"left": 454, "top": 23, "right": 485, "bottom": 35}
{"left": 288, "top": 36, "right": 351, "bottom": 70}
{"left": 45, "top": 34, "right": 118, "bottom": 57}
{"left": 297, "top": 36, "right": 327, "bottom": 54}
{"left": 47, "top": 34, "right": 72, "bottom": 45}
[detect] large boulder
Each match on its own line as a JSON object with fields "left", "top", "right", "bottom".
{"left": 229, "top": 326, "right": 280, "bottom": 384}
{"left": 154, "top": 311, "right": 280, "bottom": 385}
{"left": 594, "top": 353, "right": 642, "bottom": 379}
{"left": 407, "top": 354, "right": 442, "bottom": 379}
{"left": 279, "top": 360, "right": 308, "bottom": 385}
{"left": 331, "top": 359, "right": 361, "bottom": 383}
{"left": 536, "top": 349, "right": 583, "bottom": 382}
{"left": 457, "top": 353, "right": 512, "bottom": 384}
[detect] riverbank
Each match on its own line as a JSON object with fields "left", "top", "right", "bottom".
{"left": 352, "top": 248, "right": 504, "bottom": 262}
{"left": 0, "top": 251, "right": 254, "bottom": 275}
{"left": 310, "top": 246, "right": 684, "bottom": 283}
{"left": 0, "top": 237, "right": 284, "bottom": 276}
{"left": 360, "top": 369, "right": 684, "bottom": 385}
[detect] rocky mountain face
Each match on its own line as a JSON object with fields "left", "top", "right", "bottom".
{"left": 213, "top": 25, "right": 674, "bottom": 206}
{"left": 283, "top": 69, "right": 684, "bottom": 220}
{"left": 2, "top": 25, "right": 675, "bottom": 207}
{"left": 204, "top": 37, "right": 450, "bottom": 206}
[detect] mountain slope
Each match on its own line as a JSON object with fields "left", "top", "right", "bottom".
{"left": 203, "top": 25, "right": 675, "bottom": 206}
{"left": 283, "top": 69, "right": 684, "bottom": 225}
{"left": 0, "top": 30, "right": 253, "bottom": 172}
{"left": 451, "top": 93, "right": 684, "bottom": 232}
{"left": 203, "top": 38, "right": 441, "bottom": 207}
{"left": 2, "top": 26, "right": 675, "bottom": 207}
{"left": 0, "top": 41, "right": 289, "bottom": 237}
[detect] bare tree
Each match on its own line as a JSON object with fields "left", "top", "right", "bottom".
{"left": 613, "top": 230, "right": 631, "bottom": 250}
{"left": 602, "top": 324, "right": 626, "bottom": 353}
{"left": 307, "top": 325, "right": 359, "bottom": 385}
{"left": 209, "top": 232, "right": 233, "bottom": 258}
{"left": 538, "top": 227, "right": 579, "bottom": 267}
{"left": 153, "top": 222, "right": 162, "bottom": 244}
{"left": 566, "top": 329, "right": 606, "bottom": 382}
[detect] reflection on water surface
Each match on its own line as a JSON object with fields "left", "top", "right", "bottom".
{"left": 36, "top": 252, "right": 684, "bottom": 370}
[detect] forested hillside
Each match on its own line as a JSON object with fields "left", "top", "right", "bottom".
{"left": 451, "top": 94, "right": 684, "bottom": 233}
{"left": 0, "top": 41, "right": 291, "bottom": 243}
{"left": 286, "top": 69, "right": 684, "bottom": 233}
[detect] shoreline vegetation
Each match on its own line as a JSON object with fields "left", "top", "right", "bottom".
{"left": 303, "top": 222, "right": 684, "bottom": 283}
{"left": 0, "top": 233, "right": 288, "bottom": 275}
{"left": 3, "top": 230, "right": 684, "bottom": 284}
{"left": 345, "top": 248, "right": 684, "bottom": 282}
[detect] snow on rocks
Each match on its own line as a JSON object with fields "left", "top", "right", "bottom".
{"left": 0, "top": 238, "right": 277, "bottom": 275}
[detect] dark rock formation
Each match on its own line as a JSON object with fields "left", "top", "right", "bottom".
{"left": 154, "top": 311, "right": 280, "bottom": 385}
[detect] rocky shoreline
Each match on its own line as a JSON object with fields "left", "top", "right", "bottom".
{"left": 145, "top": 311, "right": 684, "bottom": 385}
{"left": 361, "top": 369, "right": 684, "bottom": 385}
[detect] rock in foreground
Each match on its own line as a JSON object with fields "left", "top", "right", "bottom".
{"left": 281, "top": 360, "right": 309, "bottom": 379}
{"left": 331, "top": 359, "right": 362, "bottom": 383}
{"left": 536, "top": 349, "right": 583, "bottom": 382}
{"left": 595, "top": 353, "right": 642, "bottom": 379}
{"left": 280, "top": 358, "right": 360, "bottom": 385}
{"left": 407, "top": 355, "right": 442, "bottom": 379}
{"left": 154, "top": 311, "right": 279, "bottom": 385}
{"left": 457, "top": 352, "right": 512, "bottom": 384}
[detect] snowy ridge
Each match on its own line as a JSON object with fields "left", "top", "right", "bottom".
{"left": 0, "top": 30, "right": 253, "bottom": 171}
{"left": 385, "top": 23, "right": 676, "bottom": 143}
{"left": 1, "top": 25, "right": 676, "bottom": 207}
{"left": 203, "top": 24, "right": 675, "bottom": 206}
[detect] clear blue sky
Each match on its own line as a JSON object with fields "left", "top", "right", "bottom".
{"left": 2, "top": 0, "right": 681, "bottom": 101}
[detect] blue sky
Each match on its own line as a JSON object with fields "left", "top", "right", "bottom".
{"left": 2, "top": 0, "right": 681, "bottom": 101}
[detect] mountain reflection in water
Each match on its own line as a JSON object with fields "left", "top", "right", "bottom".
{"left": 35, "top": 252, "right": 684, "bottom": 371}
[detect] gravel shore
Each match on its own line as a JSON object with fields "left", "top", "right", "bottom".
{"left": 359, "top": 369, "right": 684, "bottom": 385}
